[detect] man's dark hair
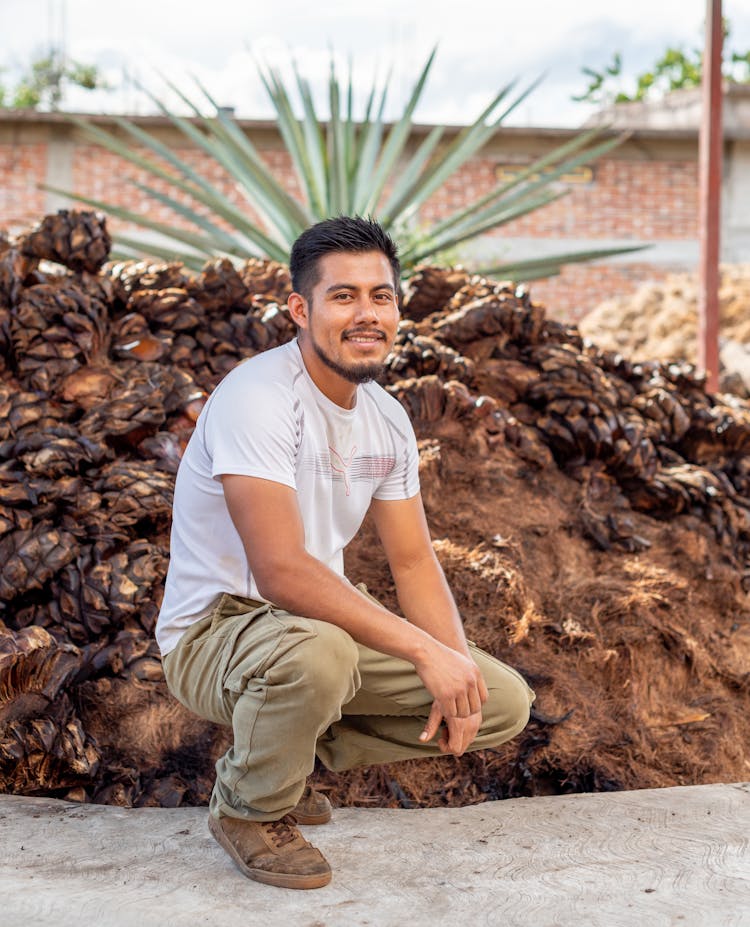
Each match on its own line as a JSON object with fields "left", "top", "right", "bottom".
{"left": 289, "top": 216, "right": 401, "bottom": 300}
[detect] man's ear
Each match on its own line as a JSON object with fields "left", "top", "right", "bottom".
{"left": 287, "top": 292, "right": 309, "bottom": 330}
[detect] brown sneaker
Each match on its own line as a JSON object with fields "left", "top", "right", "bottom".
{"left": 292, "top": 785, "right": 332, "bottom": 825}
{"left": 208, "top": 813, "right": 332, "bottom": 889}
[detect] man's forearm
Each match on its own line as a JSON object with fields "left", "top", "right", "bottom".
{"left": 257, "top": 552, "right": 437, "bottom": 665}
{"left": 392, "top": 553, "right": 471, "bottom": 658}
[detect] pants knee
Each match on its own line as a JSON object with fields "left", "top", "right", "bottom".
{"left": 480, "top": 668, "right": 534, "bottom": 748}
{"left": 275, "top": 622, "right": 360, "bottom": 705}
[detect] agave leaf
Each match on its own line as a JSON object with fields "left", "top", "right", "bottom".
{"left": 351, "top": 74, "right": 390, "bottom": 213}
{"left": 378, "top": 126, "right": 444, "bottom": 221}
{"left": 191, "top": 75, "right": 314, "bottom": 233}
{"left": 514, "top": 136, "right": 623, "bottom": 211}
{"left": 68, "top": 116, "right": 208, "bottom": 196}
{"left": 328, "top": 58, "right": 347, "bottom": 214}
{"left": 404, "top": 187, "right": 568, "bottom": 260}
{"left": 129, "top": 182, "right": 251, "bottom": 256}
{"left": 74, "top": 109, "right": 293, "bottom": 256}
{"left": 47, "top": 175, "right": 289, "bottom": 263}
{"left": 428, "top": 132, "right": 626, "bottom": 251}
{"left": 489, "top": 73, "right": 547, "bottom": 126}
{"left": 43, "top": 185, "right": 244, "bottom": 256}
{"left": 403, "top": 189, "right": 567, "bottom": 264}
{"left": 480, "top": 243, "right": 650, "bottom": 280}
{"left": 291, "top": 64, "right": 328, "bottom": 215}
{"left": 428, "top": 125, "right": 612, "bottom": 239}
{"left": 149, "top": 77, "right": 306, "bottom": 243}
{"left": 362, "top": 48, "right": 437, "bottom": 214}
{"left": 490, "top": 133, "right": 627, "bottom": 217}
{"left": 343, "top": 56, "right": 357, "bottom": 191}
{"left": 380, "top": 79, "right": 520, "bottom": 225}
{"left": 194, "top": 116, "right": 302, "bottom": 242}
{"left": 111, "top": 235, "right": 208, "bottom": 271}
{"left": 259, "top": 64, "right": 326, "bottom": 217}
{"left": 56, "top": 50, "right": 630, "bottom": 279}
{"left": 107, "top": 115, "right": 226, "bottom": 201}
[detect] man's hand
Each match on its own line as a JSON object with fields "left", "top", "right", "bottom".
{"left": 413, "top": 640, "right": 488, "bottom": 756}
{"left": 420, "top": 703, "right": 483, "bottom": 756}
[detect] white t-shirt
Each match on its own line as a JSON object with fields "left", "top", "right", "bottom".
{"left": 156, "top": 339, "right": 420, "bottom": 655}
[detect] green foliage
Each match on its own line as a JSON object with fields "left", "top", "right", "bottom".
{"left": 573, "top": 20, "right": 750, "bottom": 106}
{"left": 571, "top": 53, "right": 623, "bottom": 104}
{"left": 50, "top": 51, "right": 644, "bottom": 278}
{"left": 0, "top": 50, "right": 108, "bottom": 111}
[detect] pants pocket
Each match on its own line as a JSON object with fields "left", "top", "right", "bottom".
{"left": 220, "top": 607, "right": 317, "bottom": 696}
{"left": 209, "top": 593, "right": 268, "bottom": 633}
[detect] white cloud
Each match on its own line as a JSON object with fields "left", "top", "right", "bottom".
{"left": 2, "top": 0, "right": 750, "bottom": 125}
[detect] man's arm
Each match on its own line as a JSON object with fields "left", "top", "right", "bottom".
{"left": 369, "top": 494, "right": 483, "bottom": 756}
{"left": 221, "top": 475, "right": 487, "bottom": 726}
{"left": 369, "top": 494, "right": 469, "bottom": 655}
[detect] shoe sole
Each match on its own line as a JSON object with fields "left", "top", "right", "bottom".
{"left": 293, "top": 808, "right": 332, "bottom": 826}
{"left": 208, "top": 815, "right": 332, "bottom": 890}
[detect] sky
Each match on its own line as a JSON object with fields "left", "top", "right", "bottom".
{"left": 2, "top": 0, "right": 750, "bottom": 127}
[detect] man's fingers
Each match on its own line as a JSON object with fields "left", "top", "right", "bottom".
{"left": 467, "top": 686, "right": 483, "bottom": 716}
{"left": 453, "top": 693, "right": 471, "bottom": 719}
{"left": 448, "top": 671, "right": 486, "bottom": 719}
{"left": 447, "top": 724, "right": 464, "bottom": 755}
{"left": 441, "top": 712, "right": 483, "bottom": 756}
{"left": 419, "top": 701, "right": 443, "bottom": 743}
{"left": 447, "top": 718, "right": 472, "bottom": 756}
{"left": 453, "top": 683, "right": 483, "bottom": 719}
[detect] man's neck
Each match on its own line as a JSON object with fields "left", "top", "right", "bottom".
{"left": 297, "top": 338, "right": 358, "bottom": 410}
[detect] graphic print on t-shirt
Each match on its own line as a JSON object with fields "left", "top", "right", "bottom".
{"left": 328, "top": 444, "right": 357, "bottom": 496}
{"left": 301, "top": 451, "right": 398, "bottom": 495}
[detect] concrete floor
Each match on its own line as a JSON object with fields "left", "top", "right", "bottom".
{"left": 1, "top": 783, "right": 749, "bottom": 927}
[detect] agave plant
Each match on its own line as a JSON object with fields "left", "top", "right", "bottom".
{"left": 47, "top": 51, "right": 645, "bottom": 277}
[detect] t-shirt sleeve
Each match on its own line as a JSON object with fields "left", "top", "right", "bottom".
{"left": 202, "top": 373, "right": 299, "bottom": 489}
{"left": 372, "top": 401, "right": 421, "bottom": 501}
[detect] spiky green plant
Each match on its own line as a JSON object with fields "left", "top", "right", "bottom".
{"left": 47, "top": 51, "right": 645, "bottom": 277}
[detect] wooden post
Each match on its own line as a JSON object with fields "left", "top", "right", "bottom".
{"left": 698, "top": 0, "right": 723, "bottom": 393}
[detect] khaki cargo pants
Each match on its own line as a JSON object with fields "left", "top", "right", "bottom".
{"left": 162, "top": 591, "right": 535, "bottom": 822}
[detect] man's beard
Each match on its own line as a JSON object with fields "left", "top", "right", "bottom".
{"left": 311, "top": 334, "right": 387, "bottom": 384}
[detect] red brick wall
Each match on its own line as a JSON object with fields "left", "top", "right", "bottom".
{"left": 421, "top": 156, "right": 698, "bottom": 240}
{"left": 0, "top": 143, "right": 47, "bottom": 228}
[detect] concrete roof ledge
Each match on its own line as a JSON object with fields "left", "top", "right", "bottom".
{"left": 1, "top": 783, "right": 748, "bottom": 926}
{"left": 585, "top": 83, "right": 750, "bottom": 137}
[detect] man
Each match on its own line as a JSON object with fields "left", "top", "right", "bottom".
{"left": 156, "top": 216, "right": 534, "bottom": 891}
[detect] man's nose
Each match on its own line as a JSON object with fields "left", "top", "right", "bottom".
{"left": 352, "top": 298, "right": 380, "bottom": 323}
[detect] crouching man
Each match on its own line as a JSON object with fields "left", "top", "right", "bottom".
{"left": 155, "top": 216, "right": 534, "bottom": 890}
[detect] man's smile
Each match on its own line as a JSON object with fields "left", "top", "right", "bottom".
{"left": 342, "top": 329, "right": 387, "bottom": 344}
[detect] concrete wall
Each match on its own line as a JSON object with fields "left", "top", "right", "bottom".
{"left": 1, "top": 109, "right": 743, "bottom": 320}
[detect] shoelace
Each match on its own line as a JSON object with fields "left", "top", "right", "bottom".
{"left": 266, "top": 815, "right": 300, "bottom": 848}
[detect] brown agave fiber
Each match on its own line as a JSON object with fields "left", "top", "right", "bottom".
{"left": 580, "top": 267, "right": 750, "bottom": 396}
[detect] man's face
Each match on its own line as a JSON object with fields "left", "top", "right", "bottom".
{"left": 300, "top": 250, "right": 400, "bottom": 384}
